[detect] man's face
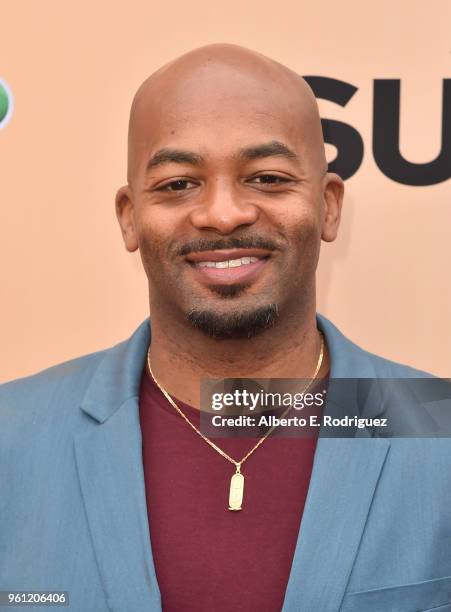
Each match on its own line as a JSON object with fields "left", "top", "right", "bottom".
{"left": 117, "top": 62, "right": 342, "bottom": 339}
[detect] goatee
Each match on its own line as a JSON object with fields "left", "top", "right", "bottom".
{"left": 187, "top": 303, "right": 279, "bottom": 340}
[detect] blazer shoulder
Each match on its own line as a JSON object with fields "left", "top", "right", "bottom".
{"left": 360, "top": 348, "right": 435, "bottom": 378}
{"left": 0, "top": 348, "right": 108, "bottom": 419}
{"left": 0, "top": 319, "right": 150, "bottom": 431}
{"left": 317, "top": 313, "right": 436, "bottom": 379}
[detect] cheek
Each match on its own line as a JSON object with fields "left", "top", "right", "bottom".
{"left": 269, "top": 186, "right": 322, "bottom": 240}
{"left": 137, "top": 224, "right": 160, "bottom": 256}
{"left": 135, "top": 211, "right": 190, "bottom": 289}
{"left": 282, "top": 212, "right": 322, "bottom": 283}
{"left": 283, "top": 207, "right": 321, "bottom": 252}
{"left": 135, "top": 216, "right": 171, "bottom": 279}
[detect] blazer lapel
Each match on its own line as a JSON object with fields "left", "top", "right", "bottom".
{"left": 282, "top": 436, "right": 390, "bottom": 612}
{"left": 281, "top": 315, "right": 392, "bottom": 612}
{"left": 74, "top": 321, "right": 162, "bottom": 611}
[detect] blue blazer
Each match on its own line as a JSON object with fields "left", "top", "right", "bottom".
{"left": 1, "top": 314, "right": 451, "bottom": 612}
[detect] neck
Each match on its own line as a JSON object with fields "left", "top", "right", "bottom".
{"left": 147, "top": 298, "right": 328, "bottom": 410}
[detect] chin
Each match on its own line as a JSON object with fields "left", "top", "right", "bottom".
{"left": 186, "top": 303, "right": 280, "bottom": 340}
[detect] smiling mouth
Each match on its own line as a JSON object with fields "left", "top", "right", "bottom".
{"left": 185, "top": 249, "right": 271, "bottom": 285}
{"left": 195, "top": 255, "right": 264, "bottom": 268}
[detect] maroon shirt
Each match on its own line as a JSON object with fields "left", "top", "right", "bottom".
{"left": 139, "top": 368, "right": 327, "bottom": 612}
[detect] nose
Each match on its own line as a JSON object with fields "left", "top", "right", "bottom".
{"left": 188, "top": 179, "right": 260, "bottom": 235}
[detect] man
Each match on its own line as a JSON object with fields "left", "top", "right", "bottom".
{"left": 1, "top": 44, "right": 450, "bottom": 612}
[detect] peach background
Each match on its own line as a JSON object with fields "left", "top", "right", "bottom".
{"left": 0, "top": 0, "right": 449, "bottom": 382}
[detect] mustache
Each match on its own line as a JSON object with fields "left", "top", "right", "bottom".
{"left": 176, "top": 236, "right": 280, "bottom": 257}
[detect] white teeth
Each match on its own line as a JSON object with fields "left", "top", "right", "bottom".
{"left": 197, "top": 256, "right": 261, "bottom": 268}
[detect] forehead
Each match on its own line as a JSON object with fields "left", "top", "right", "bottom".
{"left": 129, "top": 64, "right": 317, "bottom": 169}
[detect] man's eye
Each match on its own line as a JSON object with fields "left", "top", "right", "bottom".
{"left": 250, "top": 175, "right": 290, "bottom": 185}
{"left": 157, "top": 179, "right": 197, "bottom": 192}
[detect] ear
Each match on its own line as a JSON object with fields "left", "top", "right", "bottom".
{"left": 321, "top": 172, "right": 344, "bottom": 243}
{"left": 115, "top": 185, "right": 139, "bottom": 252}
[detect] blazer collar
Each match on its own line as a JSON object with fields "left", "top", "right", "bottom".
{"left": 80, "top": 312, "right": 378, "bottom": 423}
{"left": 316, "top": 313, "right": 378, "bottom": 378}
{"left": 80, "top": 319, "right": 151, "bottom": 423}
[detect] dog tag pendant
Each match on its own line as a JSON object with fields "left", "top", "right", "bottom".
{"left": 228, "top": 468, "right": 244, "bottom": 511}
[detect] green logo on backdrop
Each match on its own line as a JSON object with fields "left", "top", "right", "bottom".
{"left": 0, "top": 80, "right": 13, "bottom": 127}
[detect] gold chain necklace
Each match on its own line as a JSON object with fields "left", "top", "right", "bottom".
{"left": 146, "top": 332, "right": 324, "bottom": 511}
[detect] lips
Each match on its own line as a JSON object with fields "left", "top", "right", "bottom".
{"left": 185, "top": 248, "right": 272, "bottom": 264}
{"left": 185, "top": 249, "right": 271, "bottom": 285}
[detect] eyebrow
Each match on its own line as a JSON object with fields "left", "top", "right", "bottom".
{"left": 145, "top": 140, "right": 301, "bottom": 172}
{"left": 237, "top": 140, "right": 299, "bottom": 163}
{"left": 146, "top": 148, "right": 204, "bottom": 171}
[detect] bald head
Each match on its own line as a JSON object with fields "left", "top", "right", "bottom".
{"left": 126, "top": 43, "right": 327, "bottom": 185}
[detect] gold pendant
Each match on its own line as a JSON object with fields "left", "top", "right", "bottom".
{"left": 228, "top": 468, "right": 244, "bottom": 511}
